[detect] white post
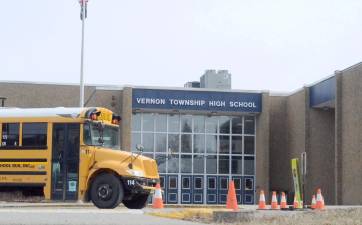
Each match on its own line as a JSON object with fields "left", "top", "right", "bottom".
{"left": 79, "top": 0, "right": 86, "bottom": 107}
{"left": 301, "top": 152, "right": 307, "bottom": 207}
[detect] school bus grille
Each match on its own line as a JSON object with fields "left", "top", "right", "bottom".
{"left": 135, "top": 178, "right": 158, "bottom": 187}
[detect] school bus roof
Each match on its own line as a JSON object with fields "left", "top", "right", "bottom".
{"left": 0, "top": 107, "right": 96, "bottom": 119}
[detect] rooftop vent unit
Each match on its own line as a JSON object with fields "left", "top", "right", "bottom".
{"left": 200, "top": 70, "right": 231, "bottom": 89}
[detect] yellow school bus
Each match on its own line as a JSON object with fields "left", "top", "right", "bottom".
{"left": 0, "top": 107, "right": 159, "bottom": 209}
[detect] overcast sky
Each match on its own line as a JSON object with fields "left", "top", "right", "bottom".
{"left": 0, "top": 0, "right": 361, "bottom": 92}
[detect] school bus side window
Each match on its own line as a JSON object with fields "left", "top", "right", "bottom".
{"left": 22, "top": 123, "right": 47, "bottom": 147}
{"left": 1, "top": 123, "right": 20, "bottom": 147}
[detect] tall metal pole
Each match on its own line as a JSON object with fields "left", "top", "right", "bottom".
{"left": 79, "top": 0, "right": 86, "bottom": 107}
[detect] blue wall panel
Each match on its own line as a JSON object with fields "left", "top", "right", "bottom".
{"left": 309, "top": 77, "right": 336, "bottom": 107}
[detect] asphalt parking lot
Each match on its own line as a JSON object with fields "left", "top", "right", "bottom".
{"left": 0, "top": 206, "right": 204, "bottom": 225}
{"left": 0, "top": 203, "right": 361, "bottom": 225}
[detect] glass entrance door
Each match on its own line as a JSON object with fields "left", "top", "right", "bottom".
{"left": 243, "top": 176, "right": 255, "bottom": 204}
{"left": 206, "top": 176, "right": 217, "bottom": 204}
{"left": 232, "top": 176, "right": 243, "bottom": 204}
{"left": 166, "top": 175, "right": 178, "bottom": 204}
{"left": 51, "top": 123, "right": 80, "bottom": 201}
{"left": 181, "top": 175, "right": 192, "bottom": 204}
{"left": 218, "top": 176, "right": 229, "bottom": 204}
{"left": 192, "top": 176, "right": 203, "bottom": 204}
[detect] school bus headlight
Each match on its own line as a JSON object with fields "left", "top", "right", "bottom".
{"left": 127, "top": 169, "right": 144, "bottom": 177}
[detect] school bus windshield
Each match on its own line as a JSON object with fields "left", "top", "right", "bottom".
{"left": 83, "top": 122, "right": 120, "bottom": 149}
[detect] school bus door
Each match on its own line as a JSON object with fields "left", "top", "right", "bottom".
{"left": 51, "top": 123, "right": 80, "bottom": 201}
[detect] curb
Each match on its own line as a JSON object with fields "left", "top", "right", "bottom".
{"left": 213, "top": 210, "right": 255, "bottom": 223}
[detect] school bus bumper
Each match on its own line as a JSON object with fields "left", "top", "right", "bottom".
{"left": 123, "top": 177, "right": 159, "bottom": 193}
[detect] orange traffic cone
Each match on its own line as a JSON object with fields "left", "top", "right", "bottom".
{"left": 271, "top": 191, "right": 279, "bottom": 209}
{"left": 293, "top": 195, "right": 300, "bottom": 209}
{"left": 226, "top": 180, "right": 239, "bottom": 211}
{"left": 316, "top": 188, "right": 325, "bottom": 210}
{"left": 311, "top": 195, "right": 316, "bottom": 209}
{"left": 152, "top": 183, "right": 164, "bottom": 209}
{"left": 258, "top": 190, "right": 267, "bottom": 210}
{"left": 280, "top": 192, "right": 288, "bottom": 209}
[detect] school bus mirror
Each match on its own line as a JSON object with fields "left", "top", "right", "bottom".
{"left": 136, "top": 144, "right": 144, "bottom": 152}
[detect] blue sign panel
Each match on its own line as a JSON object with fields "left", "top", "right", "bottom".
{"left": 132, "top": 88, "right": 262, "bottom": 113}
{"left": 310, "top": 76, "right": 336, "bottom": 107}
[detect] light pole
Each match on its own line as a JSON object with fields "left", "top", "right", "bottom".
{"left": 79, "top": 0, "right": 88, "bottom": 107}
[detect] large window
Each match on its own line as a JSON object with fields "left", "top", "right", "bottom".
{"left": 181, "top": 155, "right": 192, "bottom": 173}
{"left": 22, "top": 123, "right": 47, "bottom": 147}
{"left": 131, "top": 113, "right": 255, "bottom": 176}
{"left": 1, "top": 123, "right": 20, "bottom": 147}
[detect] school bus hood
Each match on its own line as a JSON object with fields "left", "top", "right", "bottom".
{"left": 92, "top": 148, "right": 159, "bottom": 179}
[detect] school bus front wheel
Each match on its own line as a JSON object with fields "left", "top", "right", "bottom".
{"left": 89, "top": 173, "right": 153, "bottom": 209}
{"left": 90, "top": 173, "right": 124, "bottom": 209}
